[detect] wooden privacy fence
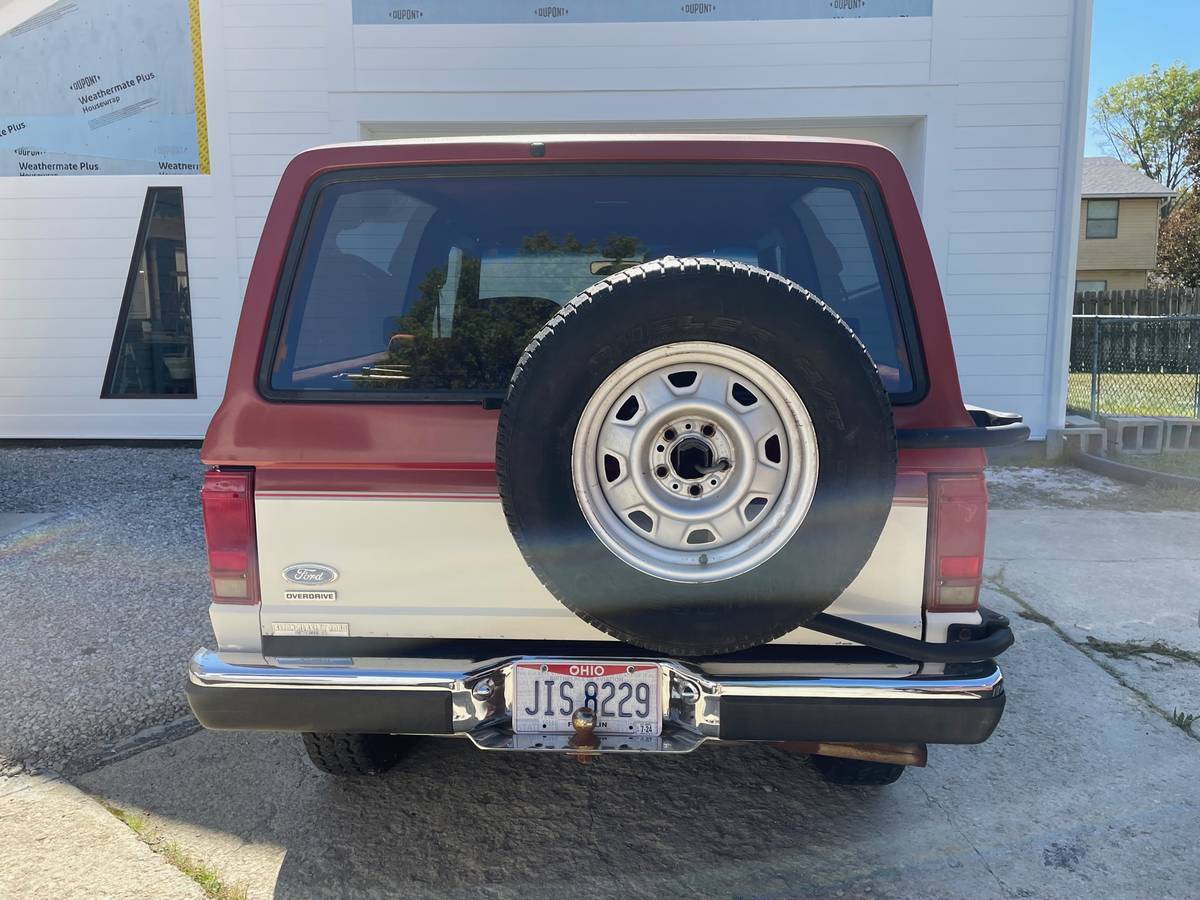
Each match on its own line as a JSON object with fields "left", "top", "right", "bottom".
{"left": 1074, "top": 287, "right": 1200, "bottom": 316}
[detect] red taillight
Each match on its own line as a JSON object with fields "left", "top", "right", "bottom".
{"left": 201, "top": 470, "right": 259, "bottom": 605}
{"left": 925, "top": 473, "right": 988, "bottom": 611}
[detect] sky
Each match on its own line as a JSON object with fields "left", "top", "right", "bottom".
{"left": 1085, "top": 0, "right": 1200, "bottom": 156}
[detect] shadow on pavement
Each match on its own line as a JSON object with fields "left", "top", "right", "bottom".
{"left": 85, "top": 732, "right": 905, "bottom": 899}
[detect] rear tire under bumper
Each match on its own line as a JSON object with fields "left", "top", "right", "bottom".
{"left": 186, "top": 650, "right": 1006, "bottom": 748}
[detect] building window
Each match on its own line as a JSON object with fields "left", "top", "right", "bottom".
{"left": 1085, "top": 199, "right": 1119, "bottom": 239}
{"left": 1075, "top": 279, "right": 1107, "bottom": 293}
{"left": 102, "top": 188, "right": 197, "bottom": 398}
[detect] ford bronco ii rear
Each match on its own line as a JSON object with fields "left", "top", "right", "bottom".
{"left": 187, "top": 136, "right": 1025, "bottom": 785}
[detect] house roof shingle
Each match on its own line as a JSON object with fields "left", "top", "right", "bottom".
{"left": 1082, "top": 157, "right": 1175, "bottom": 198}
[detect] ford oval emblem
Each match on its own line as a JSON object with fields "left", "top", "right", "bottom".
{"left": 282, "top": 564, "right": 339, "bottom": 585}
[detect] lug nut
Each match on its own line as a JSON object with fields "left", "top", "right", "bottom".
{"left": 655, "top": 465, "right": 669, "bottom": 478}
{"left": 689, "top": 484, "right": 702, "bottom": 497}
{"left": 664, "top": 428, "right": 676, "bottom": 441}
{"left": 702, "top": 424, "right": 715, "bottom": 436}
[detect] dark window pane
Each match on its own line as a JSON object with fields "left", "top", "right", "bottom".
{"left": 103, "top": 187, "right": 197, "bottom": 397}
{"left": 271, "top": 171, "right": 915, "bottom": 397}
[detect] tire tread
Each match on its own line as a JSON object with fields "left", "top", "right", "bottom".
{"left": 301, "top": 732, "right": 414, "bottom": 777}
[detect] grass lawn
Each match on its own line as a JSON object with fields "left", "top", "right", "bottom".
{"left": 1111, "top": 450, "right": 1200, "bottom": 478}
{"left": 1067, "top": 372, "right": 1200, "bottom": 417}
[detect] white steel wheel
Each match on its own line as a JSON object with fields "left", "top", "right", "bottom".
{"left": 571, "top": 341, "right": 819, "bottom": 583}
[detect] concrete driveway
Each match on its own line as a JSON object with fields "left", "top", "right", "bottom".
{"left": 1, "top": 451, "right": 1198, "bottom": 898}
{"left": 76, "top": 591, "right": 1200, "bottom": 899}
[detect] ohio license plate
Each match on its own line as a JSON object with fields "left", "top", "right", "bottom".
{"left": 512, "top": 662, "right": 661, "bottom": 735}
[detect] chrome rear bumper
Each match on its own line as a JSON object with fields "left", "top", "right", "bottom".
{"left": 187, "top": 650, "right": 1006, "bottom": 751}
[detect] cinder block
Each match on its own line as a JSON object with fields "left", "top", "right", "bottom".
{"left": 1160, "top": 417, "right": 1200, "bottom": 453}
{"left": 1048, "top": 426, "right": 1105, "bottom": 457}
{"left": 1102, "top": 416, "right": 1164, "bottom": 454}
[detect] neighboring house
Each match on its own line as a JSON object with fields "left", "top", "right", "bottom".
{"left": 1075, "top": 156, "right": 1175, "bottom": 292}
{"left": 0, "top": 0, "right": 1095, "bottom": 442}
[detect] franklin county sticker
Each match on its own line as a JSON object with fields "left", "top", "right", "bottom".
{"left": 271, "top": 622, "right": 349, "bottom": 637}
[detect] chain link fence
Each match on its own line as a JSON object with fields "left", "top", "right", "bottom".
{"left": 1068, "top": 315, "right": 1200, "bottom": 418}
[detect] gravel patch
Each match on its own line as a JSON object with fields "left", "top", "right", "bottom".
{"left": 987, "top": 460, "right": 1200, "bottom": 511}
{"left": 986, "top": 463, "right": 1124, "bottom": 508}
{"left": 0, "top": 447, "right": 210, "bottom": 774}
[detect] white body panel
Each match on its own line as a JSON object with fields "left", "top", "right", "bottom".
{"left": 253, "top": 493, "right": 927, "bottom": 645}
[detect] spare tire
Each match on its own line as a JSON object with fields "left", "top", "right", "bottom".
{"left": 497, "top": 257, "right": 896, "bottom": 656}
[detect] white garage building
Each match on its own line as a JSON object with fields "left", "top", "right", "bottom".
{"left": 0, "top": 0, "right": 1092, "bottom": 441}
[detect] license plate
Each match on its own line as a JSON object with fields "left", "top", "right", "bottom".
{"left": 512, "top": 662, "right": 661, "bottom": 736}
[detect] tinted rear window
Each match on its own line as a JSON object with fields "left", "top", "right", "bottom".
{"left": 268, "top": 169, "right": 919, "bottom": 398}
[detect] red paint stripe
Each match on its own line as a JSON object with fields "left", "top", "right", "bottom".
{"left": 255, "top": 466, "right": 498, "bottom": 494}
{"left": 254, "top": 464, "right": 934, "bottom": 505}
{"left": 260, "top": 490, "right": 926, "bottom": 506}
{"left": 258, "top": 492, "right": 498, "bottom": 501}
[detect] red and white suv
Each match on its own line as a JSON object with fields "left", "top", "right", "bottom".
{"left": 186, "top": 136, "right": 1025, "bottom": 785}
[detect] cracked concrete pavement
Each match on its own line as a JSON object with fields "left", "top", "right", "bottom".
{"left": 3, "top": 454, "right": 1199, "bottom": 898}
{"left": 985, "top": 507, "right": 1200, "bottom": 749}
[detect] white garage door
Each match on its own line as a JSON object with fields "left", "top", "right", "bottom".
{"left": 360, "top": 118, "right": 925, "bottom": 203}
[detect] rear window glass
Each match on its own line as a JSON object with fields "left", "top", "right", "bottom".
{"left": 268, "top": 169, "right": 918, "bottom": 398}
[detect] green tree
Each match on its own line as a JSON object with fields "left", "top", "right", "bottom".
{"left": 1092, "top": 63, "right": 1200, "bottom": 192}
{"left": 1151, "top": 100, "right": 1200, "bottom": 288}
{"left": 520, "top": 231, "right": 597, "bottom": 255}
{"left": 1185, "top": 99, "right": 1200, "bottom": 180}
{"left": 1154, "top": 192, "right": 1200, "bottom": 287}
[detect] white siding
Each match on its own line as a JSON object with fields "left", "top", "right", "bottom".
{"left": 0, "top": 0, "right": 1092, "bottom": 439}
{"left": 941, "top": 0, "right": 1087, "bottom": 429}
